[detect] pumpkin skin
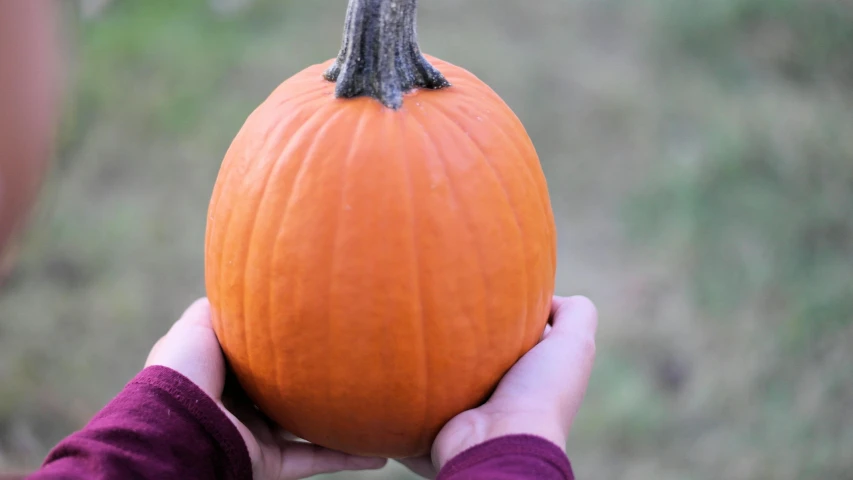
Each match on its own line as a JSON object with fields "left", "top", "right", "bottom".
{"left": 204, "top": 55, "right": 557, "bottom": 458}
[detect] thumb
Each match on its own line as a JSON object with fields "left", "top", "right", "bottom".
{"left": 549, "top": 295, "right": 598, "bottom": 352}
{"left": 490, "top": 296, "right": 598, "bottom": 420}
{"left": 541, "top": 295, "right": 598, "bottom": 422}
{"left": 145, "top": 298, "right": 226, "bottom": 399}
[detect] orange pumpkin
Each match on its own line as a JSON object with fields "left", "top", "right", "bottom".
{"left": 205, "top": 0, "right": 556, "bottom": 458}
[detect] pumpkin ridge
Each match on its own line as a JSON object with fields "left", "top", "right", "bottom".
{"left": 398, "top": 111, "right": 430, "bottom": 449}
{"left": 205, "top": 99, "right": 289, "bottom": 263}
{"left": 209, "top": 100, "right": 312, "bottom": 356}
{"left": 208, "top": 91, "right": 334, "bottom": 287}
{"left": 445, "top": 94, "right": 556, "bottom": 335}
{"left": 323, "top": 107, "right": 369, "bottom": 442}
{"left": 407, "top": 105, "right": 486, "bottom": 401}
{"left": 454, "top": 96, "right": 545, "bottom": 207}
{"left": 423, "top": 99, "right": 532, "bottom": 360}
{"left": 265, "top": 106, "right": 351, "bottom": 438}
{"left": 454, "top": 95, "right": 557, "bottom": 276}
{"left": 238, "top": 101, "right": 339, "bottom": 395}
{"left": 206, "top": 137, "right": 239, "bottom": 257}
{"left": 206, "top": 133, "right": 246, "bottom": 350}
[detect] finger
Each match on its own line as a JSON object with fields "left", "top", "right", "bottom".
{"left": 540, "top": 295, "right": 598, "bottom": 423}
{"left": 221, "top": 367, "right": 254, "bottom": 410}
{"left": 221, "top": 386, "right": 305, "bottom": 453}
{"left": 549, "top": 295, "right": 598, "bottom": 345}
{"left": 223, "top": 392, "right": 273, "bottom": 443}
{"left": 146, "top": 298, "right": 215, "bottom": 367}
{"left": 221, "top": 371, "right": 279, "bottom": 434}
{"left": 492, "top": 296, "right": 598, "bottom": 410}
{"left": 276, "top": 442, "right": 387, "bottom": 479}
{"left": 546, "top": 296, "right": 598, "bottom": 378}
{"left": 397, "top": 455, "right": 437, "bottom": 479}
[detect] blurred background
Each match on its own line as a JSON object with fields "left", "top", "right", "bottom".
{"left": 1, "top": 0, "right": 851, "bottom": 478}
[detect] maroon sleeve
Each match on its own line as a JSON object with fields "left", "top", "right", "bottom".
{"left": 28, "top": 366, "right": 252, "bottom": 480}
{"left": 437, "top": 435, "right": 574, "bottom": 480}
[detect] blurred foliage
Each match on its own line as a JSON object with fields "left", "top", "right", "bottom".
{"left": 57, "top": 0, "right": 277, "bottom": 159}
{"left": 635, "top": 0, "right": 853, "bottom": 357}
{"left": 627, "top": 117, "right": 853, "bottom": 350}
{"left": 656, "top": 0, "right": 853, "bottom": 84}
{"left": 624, "top": 0, "right": 853, "bottom": 477}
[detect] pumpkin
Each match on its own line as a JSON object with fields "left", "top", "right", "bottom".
{"left": 205, "top": 0, "right": 556, "bottom": 458}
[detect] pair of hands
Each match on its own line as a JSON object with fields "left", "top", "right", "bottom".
{"left": 145, "top": 296, "right": 598, "bottom": 480}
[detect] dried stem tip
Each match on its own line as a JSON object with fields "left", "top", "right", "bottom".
{"left": 324, "top": 0, "right": 450, "bottom": 109}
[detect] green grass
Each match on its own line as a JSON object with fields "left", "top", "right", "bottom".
{"left": 59, "top": 0, "right": 262, "bottom": 153}
{"left": 625, "top": 115, "right": 853, "bottom": 478}
{"left": 626, "top": 118, "right": 853, "bottom": 334}
{"left": 654, "top": 0, "right": 853, "bottom": 85}
{"left": 623, "top": 1, "right": 853, "bottom": 477}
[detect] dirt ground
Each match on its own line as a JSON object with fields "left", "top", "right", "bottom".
{"left": 1, "top": 1, "right": 851, "bottom": 479}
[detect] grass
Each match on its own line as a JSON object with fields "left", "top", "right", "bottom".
{"left": 1, "top": 0, "right": 851, "bottom": 478}
{"left": 654, "top": 0, "right": 853, "bottom": 85}
{"left": 621, "top": 0, "right": 853, "bottom": 477}
{"left": 627, "top": 116, "right": 853, "bottom": 333}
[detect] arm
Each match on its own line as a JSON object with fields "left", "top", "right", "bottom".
{"left": 437, "top": 435, "right": 573, "bottom": 480}
{"left": 29, "top": 366, "right": 251, "bottom": 480}
{"left": 28, "top": 299, "right": 386, "bottom": 480}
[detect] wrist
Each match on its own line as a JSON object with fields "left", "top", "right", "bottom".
{"left": 433, "top": 408, "right": 566, "bottom": 469}
{"left": 484, "top": 416, "right": 565, "bottom": 450}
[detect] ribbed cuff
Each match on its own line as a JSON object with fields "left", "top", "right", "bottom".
{"left": 132, "top": 366, "right": 253, "bottom": 480}
{"left": 438, "top": 434, "right": 574, "bottom": 479}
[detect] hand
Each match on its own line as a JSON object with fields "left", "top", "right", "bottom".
{"left": 145, "top": 298, "right": 388, "bottom": 480}
{"left": 400, "top": 295, "right": 598, "bottom": 478}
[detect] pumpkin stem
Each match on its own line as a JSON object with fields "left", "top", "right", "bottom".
{"left": 323, "top": 0, "right": 450, "bottom": 110}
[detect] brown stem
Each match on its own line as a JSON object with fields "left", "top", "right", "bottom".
{"left": 323, "top": 0, "right": 450, "bottom": 110}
